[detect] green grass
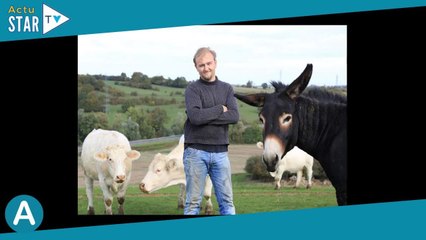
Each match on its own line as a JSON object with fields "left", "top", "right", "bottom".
{"left": 105, "top": 104, "right": 122, "bottom": 124}
{"left": 77, "top": 173, "right": 337, "bottom": 215}
{"left": 105, "top": 104, "right": 187, "bottom": 129}
{"left": 105, "top": 81, "right": 185, "bottom": 98}
{"left": 233, "top": 86, "right": 273, "bottom": 95}
{"left": 236, "top": 103, "right": 260, "bottom": 123}
{"left": 131, "top": 140, "right": 180, "bottom": 152}
{"left": 103, "top": 81, "right": 188, "bottom": 127}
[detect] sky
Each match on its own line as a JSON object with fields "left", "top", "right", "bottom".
{"left": 78, "top": 25, "right": 346, "bottom": 87}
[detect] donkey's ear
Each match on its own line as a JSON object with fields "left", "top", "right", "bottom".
{"left": 234, "top": 93, "right": 266, "bottom": 107}
{"left": 285, "top": 64, "right": 313, "bottom": 100}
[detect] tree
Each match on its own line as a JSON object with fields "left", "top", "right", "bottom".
{"left": 121, "top": 100, "right": 134, "bottom": 113}
{"left": 131, "top": 72, "right": 144, "bottom": 82}
{"left": 141, "top": 77, "right": 152, "bottom": 89}
{"left": 118, "top": 117, "right": 141, "bottom": 141}
{"left": 80, "top": 91, "right": 104, "bottom": 112}
{"left": 126, "top": 107, "right": 155, "bottom": 139}
{"left": 78, "top": 83, "right": 94, "bottom": 107}
{"left": 151, "top": 75, "right": 166, "bottom": 85}
{"left": 120, "top": 72, "right": 127, "bottom": 81}
{"left": 261, "top": 83, "right": 268, "bottom": 89}
{"left": 147, "top": 107, "right": 169, "bottom": 137}
{"left": 242, "top": 123, "right": 262, "bottom": 144}
{"left": 229, "top": 121, "right": 245, "bottom": 143}
{"left": 78, "top": 110, "right": 108, "bottom": 144}
{"left": 246, "top": 80, "right": 253, "bottom": 88}
{"left": 172, "top": 77, "right": 188, "bottom": 88}
{"left": 170, "top": 111, "right": 186, "bottom": 135}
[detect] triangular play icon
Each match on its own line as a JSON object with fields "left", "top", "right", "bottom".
{"left": 43, "top": 4, "right": 70, "bottom": 34}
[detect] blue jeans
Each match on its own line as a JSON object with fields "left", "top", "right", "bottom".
{"left": 183, "top": 147, "right": 235, "bottom": 215}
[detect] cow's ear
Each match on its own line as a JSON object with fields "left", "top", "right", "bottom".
{"left": 127, "top": 150, "right": 141, "bottom": 161}
{"left": 166, "top": 158, "right": 177, "bottom": 171}
{"left": 94, "top": 152, "right": 108, "bottom": 161}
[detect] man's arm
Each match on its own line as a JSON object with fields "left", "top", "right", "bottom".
{"left": 209, "top": 87, "right": 239, "bottom": 125}
{"left": 185, "top": 87, "right": 224, "bottom": 126}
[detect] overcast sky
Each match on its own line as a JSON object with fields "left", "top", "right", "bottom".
{"left": 78, "top": 25, "right": 346, "bottom": 86}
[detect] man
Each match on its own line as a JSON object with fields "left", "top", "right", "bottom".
{"left": 183, "top": 47, "right": 239, "bottom": 215}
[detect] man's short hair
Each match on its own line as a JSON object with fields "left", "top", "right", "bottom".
{"left": 193, "top": 47, "right": 217, "bottom": 65}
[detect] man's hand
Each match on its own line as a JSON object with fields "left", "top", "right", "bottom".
{"left": 222, "top": 105, "right": 228, "bottom": 112}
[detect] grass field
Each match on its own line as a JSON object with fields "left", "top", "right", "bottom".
{"left": 85, "top": 80, "right": 346, "bottom": 131}
{"left": 101, "top": 80, "right": 265, "bottom": 126}
{"left": 77, "top": 173, "right": 337, "bottom": 215}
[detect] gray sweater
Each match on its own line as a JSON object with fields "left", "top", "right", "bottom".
{"left": 184, "top": 78, "right": 239, "bottom": 148}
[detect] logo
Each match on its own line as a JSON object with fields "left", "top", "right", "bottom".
{"left": 42, "top": 4, "right": 69, "bottom": 34}
{"left": 4, "top": 195, "right": 44, "bottom": 232}
{"left": 7, "top": 4, "right": 69, "bottom": 34}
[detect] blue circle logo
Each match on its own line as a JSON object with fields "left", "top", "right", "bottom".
{"left": 5, "top": 195, "right": 44, "bottom": 232}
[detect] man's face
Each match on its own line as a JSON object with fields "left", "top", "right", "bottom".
{"left": 195, "top": 52, "right": 216, "bottom": 82}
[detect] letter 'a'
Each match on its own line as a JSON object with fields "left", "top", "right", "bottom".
{"left": 13, "top": 200, "right": 36, "bottom": 226}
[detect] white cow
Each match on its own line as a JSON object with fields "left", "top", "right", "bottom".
{"left": 257, "top": 142, "right": 313, "bottom": 190}
{"left": 139, "top": 135, "right": 214, "bottom": 214}
{"left": 81, "top": 129, "right": 141, "bottom": 215}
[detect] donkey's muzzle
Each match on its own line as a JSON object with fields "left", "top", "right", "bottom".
{"left": 263, "top": 154, "right": 279, "bottom": 172}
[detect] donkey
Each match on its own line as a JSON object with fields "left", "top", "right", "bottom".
{"left": 234, "top": 64, "right": 347, "bottom": 205}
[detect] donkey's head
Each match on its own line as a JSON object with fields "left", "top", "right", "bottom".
{"left": 235, "top": 64, "right": 312, "bottom": 172}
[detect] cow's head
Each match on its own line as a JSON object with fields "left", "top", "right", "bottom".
{"left": 235, "top": 64, "right": 312, "bottom": 172}
{"left": 139, "top": 153, "right": 185, "bottom": 193}
{"left": 94, "top": 145, "right": 140, "bottom": 183}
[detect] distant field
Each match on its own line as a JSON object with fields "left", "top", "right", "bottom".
{"left": 104, "top": 81, "right": 185, "bottom": 97}
{"left": 233, "top": 86, "right": 272, "bottom": 94}
{"left": 88, "top": 81, "right": 346, "bottom": 129}
{"left": 236, "top": 103, "right": 259, "bottom": 123}
{"left": 102, "top": 81, "right": 264, "bottom": 126}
